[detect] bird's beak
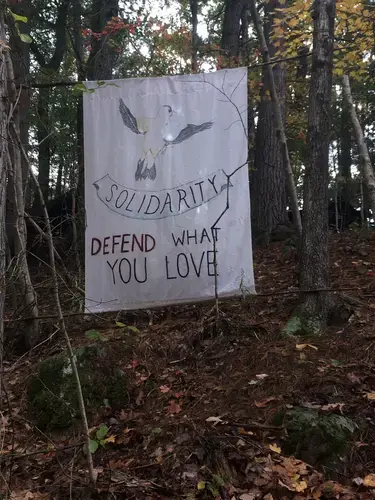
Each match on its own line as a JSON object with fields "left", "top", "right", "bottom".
{"left": 163, "top": 105, "right": 173, "bottom": 116}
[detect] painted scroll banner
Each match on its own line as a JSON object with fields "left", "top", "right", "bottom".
{"left": 93, "top": 170, "right": 231, "bottom": 220}
{"left": 83, "top": 68, "right": 255, "bottom": 312}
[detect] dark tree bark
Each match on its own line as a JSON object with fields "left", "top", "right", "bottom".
{"left": 0, "top": 8, "right": 7, "bottom": 387}
{"left": 6, "top": 39, "right": 39, "bottom": 348}
{"left": 31, "top": 0, "right": 70, "bottom": 204}
{"left": 190, "top": 0, "right": 199, "bottom": 72}
{"left": 8, "top": 0, "right": 31, "bottom": 189}
{"left": 249, "top": 0, "right": 301, "bottom": 239}
{"left": 37, "top": 87, "right": 51, "bottom": 201}
{"left": 86, "top": 0, "right": 119, "bottom": 80}
{"left": 250, "top": 0, "right": 288, "bottom": 241}
{"left": 220, "top": 0, "right": 248, "bottom": 59}
{"left": 287, "top": 0, "right": 337, "bottom": 336}
{"left": 6, "top": 1, "right": 32, "bottom": 266}
{"left": 55, "top": 161, "right": 63, "bottom": 197}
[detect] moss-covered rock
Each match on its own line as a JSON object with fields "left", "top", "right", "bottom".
{"left": 28, "top": 343, "right": 128, "bottom": 430}
{"left": 274, "top": 407, "right": 357, "bottom": 470}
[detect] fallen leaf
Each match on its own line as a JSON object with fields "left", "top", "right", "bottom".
{"left": 206, "top": 416, "right": 223, "bottom": 425}
{"left": 353, "top": 477, "right": 363, "bottom": 486}
{"left": 364, "top": 474, "right": 375, "bottom": 487}
{"left": 256, "top": 373, "right": 269, "bottom": 380}
{"left": 239, "top": 427, "right": 254, "bottom": 436}
{"left": 321, "top": 403, "right": 345, "bottom": 412}
{"left": 103, "top": 435, "right": 116, "bottom": 444}
{"left": 255, "top": 396, "right": 277, "bottom": 408}
{"left": 269, "top": 443, "right": 281, "bottom": 454}
{"left": 197, "top": 480, "right": 206, "bottom": 490}
{"left": 294, "top": 480, "right": 307, "bottom": 492}
{"left": 159, "top": 385, "right": 170, "bottom": 393}
{"left": 296, "top": 344, "right": 318, "bottom": 351}
{"left": 132, "top": 360, "right": 140, "bottom": 369}
{"left": 365, "top": 393, "right": 375, "bottom": 400}
{"left": 167, "top": 400, "right": 181, "bottom": 414}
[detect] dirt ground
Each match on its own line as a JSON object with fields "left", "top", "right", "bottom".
{"left": 3, "top": 231, "right": 375, "bottom": 499}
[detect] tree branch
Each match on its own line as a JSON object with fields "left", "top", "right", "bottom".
{"left": 30, "top": 0, "right": 71, "bottom": 70}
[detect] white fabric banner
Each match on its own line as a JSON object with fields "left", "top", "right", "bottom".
{"left": 83, "top": 68, "right": 255, "bottom": 312}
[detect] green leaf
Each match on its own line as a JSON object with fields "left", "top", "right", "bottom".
{"left": 89, "top": 439, "right": 99, "bottom": 454}
{"left": 197, "top": 481, "right": 206, "bottom": 490}
{"left": 96, "top": 424, "right": 109, "bottom": 441}
{"left": 97, "top": 80, "right": 105, "bottom": 86}
{"left": 86, "top": 330, "right": 101, "bottom": 341}
{"left": 330, "top": 359, "right": 344, "bottom": 367}
{"left": 116, "top": 321, "right": 126, "bottom": 327}
{"left": 8, "top": 10, "right": 28, "bottom": 23}
{"left": 128, "top": 326, "right": 139, "bottom": 333}
{"left": 207, "top": 484, "right": 219, "bottom": 497}
{"left": 151, "top": 427, "right": 163, "bottom": 434}
{"left": 19, "top": 33, "right": 32, "bottom": 43}
{"left": 212, "top": 474, "right": 225, "bottom": 487}
{"left": 72, "top": 82, "right": 94, "bottom": 94}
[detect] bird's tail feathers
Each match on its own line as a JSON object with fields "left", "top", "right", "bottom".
{"left": 135, "top": 160, "right": 156, "bottom": 181}
{"left": 142, "top": 164, "right": 156, "bottom": 180}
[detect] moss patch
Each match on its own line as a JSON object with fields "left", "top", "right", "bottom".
{"left": 28, "top": 343, "right": 128, "bottom": 430}
{"left": 275, "top": 407, "right": 357, "bottom": 470}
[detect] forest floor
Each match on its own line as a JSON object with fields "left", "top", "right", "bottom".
{"left": 3, "top": 231, "right": 375, "bottom": 499}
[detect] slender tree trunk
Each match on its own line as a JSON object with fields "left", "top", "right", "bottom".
{"left": 342, "top": 74, "right": 375, "bottom": 220}
{"left": 240, "top": 3, "right": 249, "bottom": 62}
{"left": 250, "top": 0, "right": 288, "bottom": 242}
{"left": 37, "top": 87, "right": 51, "bottom": 202}
{"left": 8, "top": 0, "right": 31, "bottom": 190}
{"left": 0, "top": 9, "right": 8, "bottom": 405}
{"left": 249, "top": 0, "right": 302, "bottom": 237}
{"left": 288, "top": 0, "right": 337, "bottom": 336}
{"left": 86, "top": 0, "right": 119, "bottom": 80}
{"left": 338, "top": 97, "right": 351, "bottom": 203}
{"left": 190, "top": 0, "right": 198, "bottom": 72}
{"left": 5, "top": 50, "right": 39, "bottom": 348}
{"left": 55, "top": 160, "right": 63, "bottom": 197}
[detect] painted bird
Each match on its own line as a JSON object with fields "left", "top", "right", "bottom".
{"left": 118, "top": 98, "right": 213, "bottom": 181}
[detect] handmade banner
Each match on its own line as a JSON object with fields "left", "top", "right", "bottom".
{"left": 83, "top": 68, "right": 255, "bottom": 312}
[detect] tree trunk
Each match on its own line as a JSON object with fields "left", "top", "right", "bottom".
{"left": 338, "top": 96, "right": 352, "bottom": 228}
{"left": 86, "top": 0, "right": 119, "bottom": 80}
{"left": 0, "top": 9, "right": 8, "bottom": 400}
{"left": 250, "top": 0, "right": 288, "bottom": 241}
{"left": 286, "top": 0, "right": 337, "bottom": 337}
{"left": 342, "top": 74, "right": 375, "bottom": 220}
{"left": 5, "top": 48, "right": 39, "bottom": 348}
{"left": 249, "top": 0, "right": 302, "bottom": 238}
{"left": 220, "top": 0, "right": 248, "bottom": 59}
{"left": 55, "top": 160, "right": 63, "bottom": 197}
{"left": 190, "top": 0, "right": 198, "bottom": 72}
{"left": 30, "top": 0, "right": 71, "bottom": 206}
{"left": 8, "top": 0, "right": 31, "bottom": 189}
{"left": 37, "top": 87, "right": 51, "bottom": 202}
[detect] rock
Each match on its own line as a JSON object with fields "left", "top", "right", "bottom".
{"left": 28, "top": 343, "right": 128, "bottom": 430}
{"left": 274, "top": 407, "right": 357, "bottom": 474}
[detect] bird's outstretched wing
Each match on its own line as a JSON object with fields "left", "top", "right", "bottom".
{"left": 119, "top": 98, "right": 143, "bottom": 135}
{"left": 164, "top": 121, "right": 213, "bottom": 145}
